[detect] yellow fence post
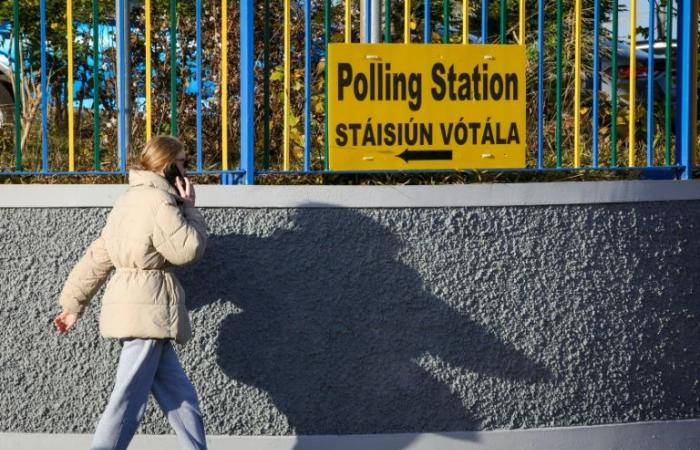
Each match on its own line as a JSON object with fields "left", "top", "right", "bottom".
{"left": 519, "top": 0, "right": 525, "bottom": 44}
{"left": 67, "top": 0, "right": 75, "bottom": 171}
{"left": 463, "top": 0, "right": 469, "bottom": 44}
{"left": 284, "top": 0, "right": 291, "bottom": 170}
{"left": 221, "top": 0, "right": 229, "bottom": 170}
{"left": 405, "top": 0, "right": 411, "bottom": 43}
{"left": 629, "top": 0, "right": 637, "bottom": 166}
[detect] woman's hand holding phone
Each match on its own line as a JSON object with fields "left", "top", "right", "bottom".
{"left": 175, "top": 176, "right": 196, "bottom": 207}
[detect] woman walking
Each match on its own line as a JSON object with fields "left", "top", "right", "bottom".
{"left": 53, "top": 136, "right": 209, "bottom": 450}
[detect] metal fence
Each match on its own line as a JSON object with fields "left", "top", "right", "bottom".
{"left": 0, "top": 0, "right": 697, "bottom": 183}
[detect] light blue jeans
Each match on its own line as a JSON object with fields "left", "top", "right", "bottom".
{"left": 90, "top": 339, "right": 207, "bottom": 450}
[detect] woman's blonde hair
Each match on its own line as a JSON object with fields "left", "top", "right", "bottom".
{"left": 137, "top": 135, "right": 184, "bottom": 173}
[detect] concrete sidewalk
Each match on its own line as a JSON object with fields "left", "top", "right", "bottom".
{"left": 2, "top": 419, "right": 699, "bottom": 450}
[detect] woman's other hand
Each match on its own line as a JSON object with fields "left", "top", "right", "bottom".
{"left": 54, "top": 310, "right": 79, "bottom": 334}
{"left": 175, "top": 177, "right": 196, "bottom": 207}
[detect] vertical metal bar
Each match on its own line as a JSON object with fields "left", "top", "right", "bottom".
{"left": 443, "top": 0, "right": 448, "bottom": 43}
{"left": 628, "top": 0, "right": 637, "bottom": 167}
{"left": 145, "top": 0, "right": 152, "bottom": 141}
{"left": 372, "top": 0, "right": 381, "bottom": 41}
{"left": 573, "top": 0, "right": 581, "bottom": 167}
{"left": 240, "top": 0, "right": 255, "bottom": 184}
{"left": 347, "top": 0, "right": 352, "bottom": 43}
{"left": 481, "top": 0, "right": 487, "bottom": 43}
{"left": 518, "top": 0, "right": 524, "bottom": 44}
{"left": 304, "top": 0, "right": 312, "bottom": 171}
{"left": 196, "top": 0, "right": 203, "bottom": 171}
{"left": 365, "top": 0, "right": 372, "bottom": 42}
{"left": 283, "top": 0, "right": 290, "bottom": 169}
{"left": 499, "top": 0, "right": 505, "bottom": 43}
{"left": 405, "top": 0, "right": 411, "bottom": 43}
{"left": 664, "top": 0, "right": 672, "bottom": 166}
{"left": 221, "top": 0, "right": 228, "bottom": 169}
{"left": 646, "top": 0, "right": 655, "bottom": 167}
{"left": 676, "top": 0, "right": 696, "bottom": 179}
{"left": 116, "top": 0, "right": 129, "bottom": 173}
{"left": 170, "top": 0, "right": 177, "bottom": 136}
{"left": 264, "top": 0, "right": 271, "bottom": 169}
{"left": 611, "top": 0, "right": 618, "bottom": 166}
{"left": 555, "top": 0, "right": 562, "bottom": 167}
{"left": 40, "top": 0, "right": 48, "bottom": 173}
{"left": 67, "top": 0, "right": 75, "bottom": 171}
{"left": 385, "top": 0, "right": 390, "bottom": 42}
{"left": 592, "top": 0, "right": 600, "bottom": 168}
{"left": 463, "top": 0, "right": 468, "bottom": 44}
{"left": 537, "top": 0, "right": 544, "bottom": 168}
{"left": 424, "top": 0, "right": 431, "bottom": 43}
{"left": 93, "top": 0, "right": 101, "bottom": 171}
{"left": 324, "top": 0, "right": 330, "bottom": 169}
{"left": 12, "top": 0, "right": 21, "bottom": 171}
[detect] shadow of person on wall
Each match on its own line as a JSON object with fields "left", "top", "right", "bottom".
{"left": 179, "top": 206, "right": 551, "bottom": 448}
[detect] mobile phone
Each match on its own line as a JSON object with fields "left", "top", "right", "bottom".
{"left": 163, "top": 163, "right": 182, "bottom": 186}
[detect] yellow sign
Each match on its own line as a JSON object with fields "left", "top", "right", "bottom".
{"left": 328, "top": 44, "right": 526, "bottom": 170}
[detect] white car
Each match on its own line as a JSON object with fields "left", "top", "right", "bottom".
{"left": 0, "top": 52, "right": 14, "bottom": 131}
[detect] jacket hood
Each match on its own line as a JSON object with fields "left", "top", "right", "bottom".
{"left": 128, "top": 169, "right": 182, "bottom": 200}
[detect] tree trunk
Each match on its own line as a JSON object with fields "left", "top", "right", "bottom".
{"left": 657, "top": 0, "right": 666, "bottom": 41}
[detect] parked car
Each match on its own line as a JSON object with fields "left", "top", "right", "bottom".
{"left": 0, "top": 59, "right": 13, "bottom": 131}
{"left": 596, "top": 40, "right": 672, "bottom": 105}
{"left": 0, "top": 23, "right": 14, "bottom": 131}
{"left": 635, "top": 40, "right": 678, "bottom": 103}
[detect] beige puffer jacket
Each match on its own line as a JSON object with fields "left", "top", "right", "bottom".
{"left": 58, "top": 169, "right": 208, "bottom": 344}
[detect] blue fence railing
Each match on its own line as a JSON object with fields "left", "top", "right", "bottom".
{"left": 0, "top": 0, "right": 696, "bottom": 184}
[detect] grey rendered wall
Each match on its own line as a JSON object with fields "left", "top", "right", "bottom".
{"left": 0, "top": 191, "right": 699, "bottom": 436}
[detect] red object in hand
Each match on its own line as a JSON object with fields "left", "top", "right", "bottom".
{"left": 53, "top": 311, "right": 78, "bottom": 333}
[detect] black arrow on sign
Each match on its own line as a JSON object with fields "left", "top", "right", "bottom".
{"left": 396, "top": 149, "right": 453, "bottom": 162}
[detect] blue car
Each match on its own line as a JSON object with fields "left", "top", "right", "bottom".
{"left": 593, "top": 40, "right": 677, "bottom": 106}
